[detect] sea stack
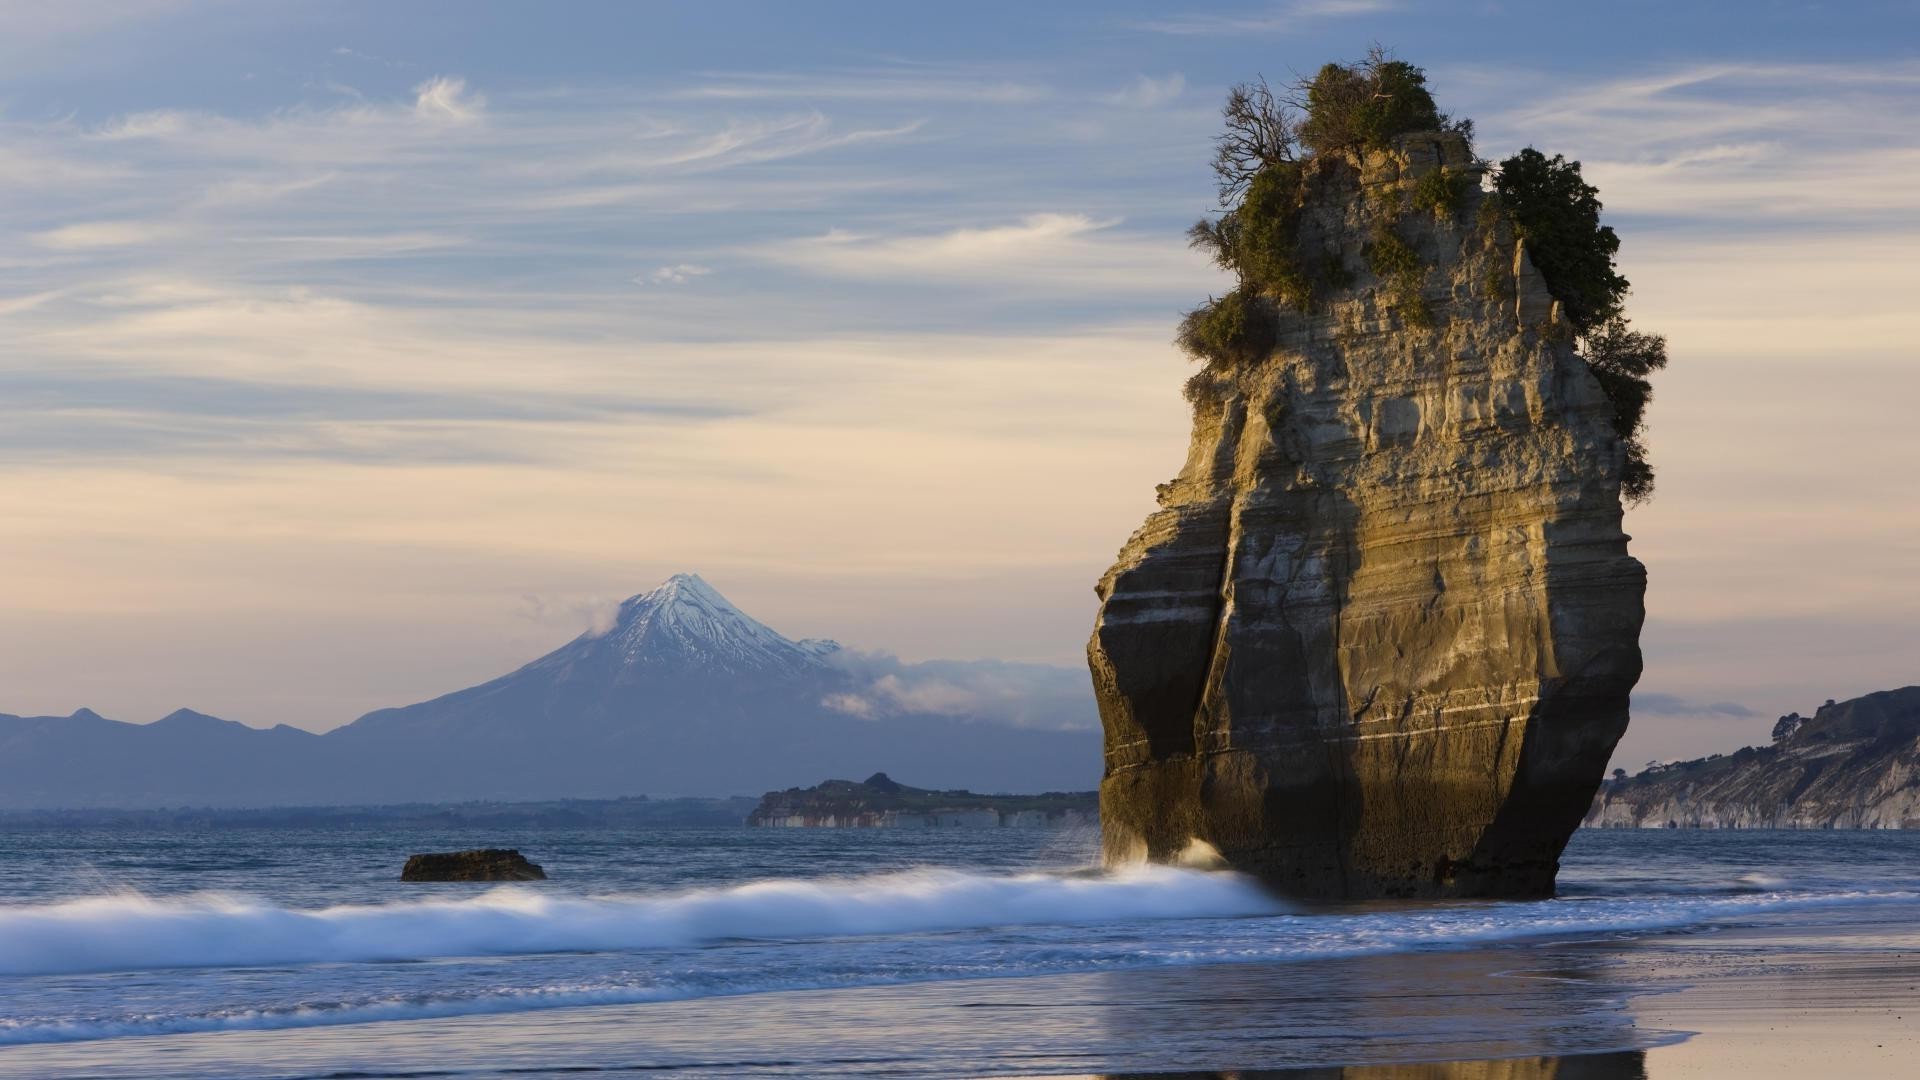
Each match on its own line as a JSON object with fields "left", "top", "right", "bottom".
{"left": 401, "top": 848, "right": 547, "bottom": 882}
{"left": 1090, "top": 101, "right": 1647, "bottom": 897}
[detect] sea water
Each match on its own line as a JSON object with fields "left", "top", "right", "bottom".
{"left": 0, "top": 825, "right": 1914, "bottom": 1076}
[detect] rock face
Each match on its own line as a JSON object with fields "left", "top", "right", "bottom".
{"left": 1090, "top": 133, "right": 1646, "bottom": 899}
{"left": 1589, "top": 687, "right": 1920, "bottom": 829}
{"left": 401, "top": 848, "right": 547, "bottom": 882}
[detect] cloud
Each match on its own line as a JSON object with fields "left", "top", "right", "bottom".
{"left": 31, "top": 221, "right": 179, "bottom": 250}
{"left": 675, "top": 70, "right": 1048, "bottom": 104}
{"left": 93, "top": 109, "right": 198, "bottom": 140}
{"left": 332, "top": 45, "right": 408, "bottom": 69}
{"left": 1100, "top": 73, "right": 1186, "bottom": 109}
{"left": 754, "top": 213, "right": 1218, "bottom": 290}
{"left": 637, "top": 264, "right": 714, "bottom": 286}
{"left": 822, "top": 651, "right": 1096, "bottom": 730}
{"left": 768, "top": 212, "right": 1108, "bottom": 268}
{"left": 4, "top": 32, "right": 1915, "bottom": 743}
{"left": 1135, "top": 0, "right": 1399, "bottom": 35}
{"left": 513, "top": 593, "right": 625, "bottom": 636}
{"left": 412, "top": 76, "right": 485, "bottom": 124}
{"left": 1632, "top": 693, "right": 1758, "bottom": 719}
{"left": 0, "top": 0, "right": 212, "bottom": 73}
{"left": 195, "top": 172, "right": 337, "bottom": 208}
{"left": 1464, "top": 61, "right": 1920, "bottom": 226}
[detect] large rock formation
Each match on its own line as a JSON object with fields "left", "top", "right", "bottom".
{"left": 1090, "top": 133, "right": 1646, "bottom": 899}
{"left": 1589, "top": 687, "right": 1920, "bottom": 829}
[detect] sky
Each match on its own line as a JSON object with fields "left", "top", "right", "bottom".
{"left": 1, "top": 0, "right": 1916, "bottom": 769}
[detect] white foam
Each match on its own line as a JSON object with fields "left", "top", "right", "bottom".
{"left": 0, "top": 878, "right": 1913, "bottom": 1048}
{"left": 0, "top": 864, "right": 1280, "bottom": 978}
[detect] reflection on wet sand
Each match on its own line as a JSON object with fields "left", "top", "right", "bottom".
{"left": 1099, "top": 1048, "right": 1649, "bottom": 1078}
{"left": 1078, "top": 946, "right": 1664, "bottom": 1072}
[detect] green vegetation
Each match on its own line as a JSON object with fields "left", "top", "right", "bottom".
{"left": 1181, "top": 51, "right": 1462, "bottom": 362}
{"left": 1579, "top": 317, "right": 1668, "bottom": 502}
{"left": 1411, "top": 166, "right": 1472, "bottom": 221}
{"left": 1482, "top": 263, "right": 1509, "bottom": 300}
{"left": 1364, "top": 220, "right": 1433, "bottom": 328}
{"left": 1296, "top": 48, "right": 1461, "bottom": 155}
{"left": 1208, "top": 77, "right": 1296, "bottom": 206}
{"left": 1493, "top": 148, "right": 1628, "bottom": 332}
{"left": 1182, "top": 51, "right": 1667, "bottom": 505}
{"left": 1227, "top": 161, "right": 1316, "bottom": 307}
{"left": 1493, "top": 147, "right": 1664, "bottom": 502}
{"left": 1177, "top": 286, "right": 1275, "bottom": 365}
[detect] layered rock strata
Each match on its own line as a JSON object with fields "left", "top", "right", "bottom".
{"left": 1090, "top": 133, "right": 1646, "bottom": 899}
{"left": 1588, "top": 687, "right": 1920, "bottom": 829}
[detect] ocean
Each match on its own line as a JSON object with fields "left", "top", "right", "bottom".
{"left": 0, "top": 825, "right": 1915, "bottom": 1077}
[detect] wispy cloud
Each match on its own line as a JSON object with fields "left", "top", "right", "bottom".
{"left": 6, "top": 14, "right": 1917, "bottom": 750}
{"left": 1135, "top": 0, "right": 1399, "bottom": 35}
{"left": 636, "top": 264, "right": 713, "bottom": 286}
{"left": 1099, "top": 73, "right": 1187, "bottom": 109}
{"left": 411, "top": 76, "right": 485, "bottom": 124}
{"left": 31, "top": 221, "right": 180, "bottom": 250}
{"left": 674, "top": 69, "right": 1049, "bottom": 104}
{"left": 0, "top": 0, "right": 213, "bottom": 72}
{"left": 754, "top": 213, "right": 1217, "bottom": 290}
{"left": 1465, "top": 61, "right": 1920, "bottom": 225}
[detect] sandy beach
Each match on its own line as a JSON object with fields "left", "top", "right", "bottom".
{"left": 1041, "top": 906, "right": 1920, "bottom": 1079}
{"left": 1, "top": 892, "right": 1912, "bottom": 1078}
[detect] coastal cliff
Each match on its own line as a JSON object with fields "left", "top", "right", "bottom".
{"left": 1589, "top": 687, "right": 1920, "bottom": 829}
{"left": 1090, "top": 92, "right": 1648, "bottom": 898}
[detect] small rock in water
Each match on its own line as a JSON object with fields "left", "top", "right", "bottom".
{"left": 400, "top": 848, "right": 546, "bottom": 882}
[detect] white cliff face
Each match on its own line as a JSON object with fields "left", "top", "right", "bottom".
{"left": 1589, "top": 687, "right": 1920, "bottom": 830}
{"left": 1091, "top": 134, "right": 1646, "bottom": 899}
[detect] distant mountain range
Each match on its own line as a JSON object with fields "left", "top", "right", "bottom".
{"left": 1587, "top": 686, "right": 1920, "bottom": 828}
{"left": 0, "top": 574, "right": 1100, "bottom": 808}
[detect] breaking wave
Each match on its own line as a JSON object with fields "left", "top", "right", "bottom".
{"left": 0, "top": 864, "right": 1279, "bottom": 978}
{"left": 0, "top": 862, "right": 1913, "bottom": 1049}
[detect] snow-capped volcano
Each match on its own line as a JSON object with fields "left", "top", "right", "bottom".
{"left": 587, "top": 573, "right": 839, "bottom": 680}
{"left": 3, "top": 573, "right": 1099, "bottom": 804}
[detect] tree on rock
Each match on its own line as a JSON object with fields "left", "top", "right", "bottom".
{"left": 1495, "top": 148, "right": 1667, "bottom": 503}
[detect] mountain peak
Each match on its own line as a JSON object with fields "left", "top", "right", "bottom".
{"left": 582, "top": 573, "right": 837, "bottom": 679}
{"left": 634, "top": 572, "right": 732, "bottom": 612}
{"left": 154, "top": 708, "right": 235, "bottom": 730}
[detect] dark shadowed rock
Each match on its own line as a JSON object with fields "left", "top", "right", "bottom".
{"left": 747, "top": 775, "right": 1096, "bottom": 828}
{"left": 401, "top": 848, "right": 547, "bottom": 882}
{"left": 1090, "top": 133, "right": 1644, "bottom": 900}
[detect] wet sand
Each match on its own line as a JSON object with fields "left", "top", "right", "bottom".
{"left": 1041, "top": 908, "right": 1920, "bottom": 1079}
{"left": 0, "top": 902, "right": 1912, "bottom": 1077}
{"left": 1613, "top": 917, "right": 1920, "bottom": 1077}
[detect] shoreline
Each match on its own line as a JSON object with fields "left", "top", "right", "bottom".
{"left": 2, "top": 897, "right": 1915, "bottom": 1078}
{"left": 1017, "top": 910, "right": 1920, "bottom": 1079}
